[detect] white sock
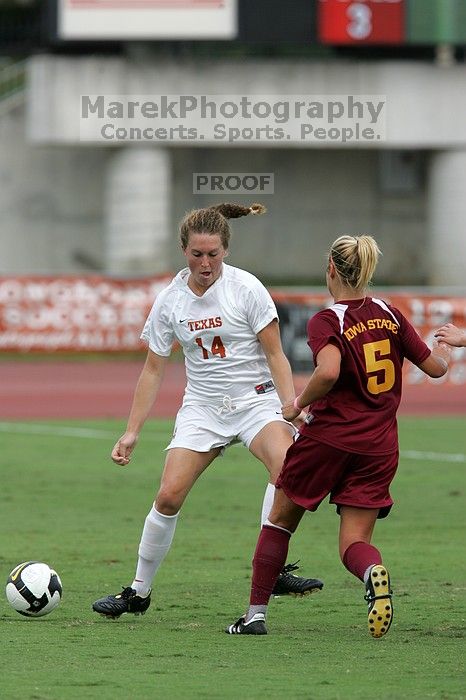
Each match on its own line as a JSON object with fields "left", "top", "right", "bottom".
{"left": 260, "top": 482, "right": 276, "bottom": 527}
{"left": 131, "top": 506, "right": 179, "bottom": 596}
{"left": 245, "top": 605, "right": 267, "bottom": 623}
{"left": 363, "top": 565, "right": 374, "bottom": 584}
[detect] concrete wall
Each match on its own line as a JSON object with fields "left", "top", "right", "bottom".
{"left": 0, "top": 107, "right": 428, "bottom": 281}
{"left": 27, "top": 56, "right": 466, "bottom": 148}
{"left": 0, "top": 104, "right": 108, "bottom": 274}
{"left": 170, "top": 147, "right": 427, "bottom": 284}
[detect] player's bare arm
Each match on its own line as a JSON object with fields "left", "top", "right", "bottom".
{"left": 256, "top": 319, "right": 295, "bottom": 404}
{"left": 111, "top": 350, "right": 168, "bottom": 466}
{"left": 257, "top": 320, "right": 307, "bottom": 427}
{"left": 282, "top": 344, "right": 341, "bottom": 421}
{"left": 418, "top": 339, "right": 452, "bottom": 378}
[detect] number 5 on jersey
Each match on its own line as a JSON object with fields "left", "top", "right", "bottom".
{"left": 195, "top": 336, "right": 226, "bottom": 359}
{"left": 363, "top": 339, "right": 395, "bottom": 395}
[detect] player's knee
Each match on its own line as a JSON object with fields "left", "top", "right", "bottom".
{"left": 155, "top": 488, "right": 183, "bottom": 515}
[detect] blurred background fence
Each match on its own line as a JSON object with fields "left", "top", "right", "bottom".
{"left": 0, "top": 275, "right": 464, "bottom": 386}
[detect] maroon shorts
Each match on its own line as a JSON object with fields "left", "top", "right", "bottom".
{"left": 276, "top": 433, "right": 399, "bottom": 519}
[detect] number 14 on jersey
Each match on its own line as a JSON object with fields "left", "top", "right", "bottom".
{"left": 195, "top": 336, "right": 226, "bottom": 359}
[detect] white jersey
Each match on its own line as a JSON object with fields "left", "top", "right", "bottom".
{"left": 141, "top": 263, "right": 278, "bottom": 406}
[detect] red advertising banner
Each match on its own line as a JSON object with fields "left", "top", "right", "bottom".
{"left": 0, "top": 276, "right": 172, "bottom": 353}
{"left": 318, "top": 0, "right": 405, "bottom": 45}
{"left": 0, "top": 277, "right": 464, "bottom": 387}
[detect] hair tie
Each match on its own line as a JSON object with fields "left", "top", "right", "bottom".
{"left": 249, "top": 204, "right": 266, "bottom": 215}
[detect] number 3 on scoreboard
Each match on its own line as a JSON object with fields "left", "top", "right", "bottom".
{"left": 363, "top": 339, "right": 395, "bottom": 395}
{"left": 347, "top": 2, "right": 372, "bottom": 41}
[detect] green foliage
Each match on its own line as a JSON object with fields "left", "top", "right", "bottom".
{"left": 0, "top": 418, "right": 464, "bottom": 700}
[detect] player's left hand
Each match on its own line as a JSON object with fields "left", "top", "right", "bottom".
{"left": 282, "top": 401, "right": 300, "bottom": 422}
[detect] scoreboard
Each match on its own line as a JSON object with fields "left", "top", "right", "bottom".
{"left": 317, "top": 0, "right": 466, "bottom": 45}
{"left": 53, "top": 0, "right": 466, "bottom": 44}
{"left": 318, "top": 0, "right": 404, "bottom": 45}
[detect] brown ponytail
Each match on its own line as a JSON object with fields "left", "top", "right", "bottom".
{"left": 179, "top": 203, "right": 266, "bottom": 250}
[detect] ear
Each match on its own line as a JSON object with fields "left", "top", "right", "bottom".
{"left": 328, "top": 258, "right": 336, "bottom": 278}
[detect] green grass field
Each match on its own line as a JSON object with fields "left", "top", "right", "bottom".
{"left": 0, "top": 417, "right": 465, "bottom": 700}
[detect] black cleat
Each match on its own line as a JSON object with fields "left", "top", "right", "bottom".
{"left": 225, "top": 613, "right": 267, "bottom": 635}
{"left": 92, "top": 586, "right": 151, "bottom": 619}
{"left": 365, "top": 565, "right": 393, "bottom": 639}
{"left": 272, "top": 561, "right": 324, "bottom": 597}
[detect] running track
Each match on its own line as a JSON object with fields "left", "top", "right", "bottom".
{"left": 0, "top": 361, "right": 464, "bottom": 419}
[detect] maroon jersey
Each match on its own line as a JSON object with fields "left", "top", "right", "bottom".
{"left": 302, "top": 296, "right": 430, "bottom": 454}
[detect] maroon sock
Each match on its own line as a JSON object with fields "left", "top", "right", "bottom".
{"left": 250, "top": 525, "right": 291, "bottom": 605}
{"left": 342, "top": 541, "right": 382, "bottom": 582}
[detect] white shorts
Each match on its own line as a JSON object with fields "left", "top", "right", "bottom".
{"left": 166, "top": 394, "right": 293, "bottom": 452}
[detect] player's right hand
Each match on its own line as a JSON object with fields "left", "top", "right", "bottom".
{"left": 111, "top": 432, "right": 138, "bottom": 466}
{"left": 291, "top": 410, "right": 307, "bottom": 430}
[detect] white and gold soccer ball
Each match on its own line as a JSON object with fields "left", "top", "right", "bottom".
{"left": 6, "top": 561, "right": 62, "bottom": 617}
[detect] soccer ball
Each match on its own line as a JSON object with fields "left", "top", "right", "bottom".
{"left": 5, "top": 561, "right": 62, "bottom": 617}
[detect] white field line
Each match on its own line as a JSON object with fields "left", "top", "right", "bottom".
{"left": 0, "top": 422, "right": 464, "bottom": 463}
{"left": 0, "top": 421, "right": 167, "bottom": 441}
{"left": 399, "top": 449, "right": 465, "bottom": 463}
